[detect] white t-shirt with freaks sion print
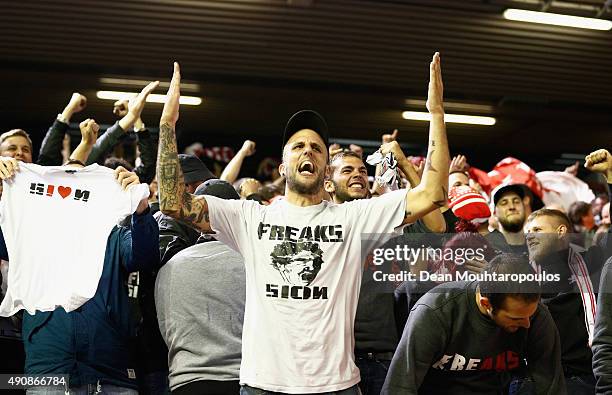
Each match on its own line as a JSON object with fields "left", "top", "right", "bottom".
{"left": 205, "top": 190, "right": 407, "bottom": 393}
{"left": 0, "top": 162, "right": 149, "bottom": 316}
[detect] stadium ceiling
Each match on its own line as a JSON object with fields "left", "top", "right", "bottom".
{"left": 1, "top": 0, "right": 610, "bottom": 168}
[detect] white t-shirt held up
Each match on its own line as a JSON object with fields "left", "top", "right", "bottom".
{"left": 206, "top": 189, "right": 407, "bottom": 393}
{"left": 0, "top": 162, "right": 149, "bottom": 316}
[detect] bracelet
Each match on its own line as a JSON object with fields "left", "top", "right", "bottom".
{"left": 56, "top": 113, "right": 69, "bottom": 124}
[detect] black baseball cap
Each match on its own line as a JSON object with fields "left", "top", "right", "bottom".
{"left": 492, "top": 183, "right": 526, "bottom": 207}
{"left": 282, "top": 110, "right": 329, "bottom": 151}
{"left": 179, "top": 154, "right": 215, "bottom": 184}
{"left": 195, "top": 179, "right": 240, "bottom": 200}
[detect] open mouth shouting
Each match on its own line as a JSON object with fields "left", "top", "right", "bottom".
{"left": 298, "top": 160, "right": 316, "bottom": 176}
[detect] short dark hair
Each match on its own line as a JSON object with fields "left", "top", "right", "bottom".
{"left": 329, "top": 150, "right": 363, "bottom": 168}
{"left": 568, "top": 201, "right": 591, "bottom": 226}
{"left": 104, "top": 157, "right": 134, "bottom": 171}
{"left": 527, "top": 208, "right": 573, "bottom": 232}
{"left": 259, "top": 184, "right": 283, "bottom": 201}
{"left": 479, "top": 254, "right": 541, "bottom": 312}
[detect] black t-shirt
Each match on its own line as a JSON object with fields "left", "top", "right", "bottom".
{"left": 354, "top": 219, "right": 440, "bottom": 354}
{"left": 485, "top": 230, "right": 528, "bottom": 256}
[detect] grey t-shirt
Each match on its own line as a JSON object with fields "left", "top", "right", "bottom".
{"left": 155, "top": 241, "right": 246, "bottom": 391}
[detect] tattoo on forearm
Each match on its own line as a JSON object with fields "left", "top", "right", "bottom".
{"left": 157, "top": 122, "right": 210, "bottom": 230}
{"left": 182, "top": 191, "right": 192, "bottom": 212}
{"left": 178, "top": 192, "right": 210, "bottom": 227}
{"left": 157, "top": 123, "right": 181, "bottom": 210}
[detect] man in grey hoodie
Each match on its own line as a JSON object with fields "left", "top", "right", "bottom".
{"left": 155, "top": 179, "right": 246, "bottom": 395}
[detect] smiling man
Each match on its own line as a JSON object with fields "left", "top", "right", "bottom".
{"left": 325, "top": 150, "right": 369, "bottom": 202}
{"left": 0, "top": 129, "right": 33, "bottom": 164}
{"left": 524, "top": 208, "right": 608, "bottom": 393}
{"left": 156, "top": 53, "right": 449, "bottom": 394}
{"left": 324, "top": 145, "right": 447, "bottom": 395}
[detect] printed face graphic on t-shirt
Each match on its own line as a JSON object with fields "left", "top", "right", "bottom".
{"left": 270, "top": 241, "right": 324, "bottom": 286}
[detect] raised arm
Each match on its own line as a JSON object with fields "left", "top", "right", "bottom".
{"left": 157, "top": 63, "right": 212, "bottom": 233}
{"left": 132, "top": 127, "right": 158, "bottom": 184}
{"left": 86, "top": 82, "right": 158, "bottom": 165}
{"left": 585, "top": 149, "right": 612, "bottom": 185}
{"left": 220, "top": 139, "right": 256, "bottom": 183}
{"left": 38, "top": 93, "right": 87, "bottom": 165}
{"left": 68, "top": 119, "right": 99, "bottom": 164}
{"left": 392, "top": 132, "right": 446, "bottom": 232}
{"left": 370, "top": 129, "right": 398, "bottom": 196}
{"left": 382, "top": 53, "right": 449, "bottom": 225}
{"left": 585, "top": 148, "right": 612, "bottom": 256}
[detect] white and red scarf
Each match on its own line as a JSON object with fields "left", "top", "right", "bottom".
{"left": 532, "top": 244, "right": 597, "bottom": 346}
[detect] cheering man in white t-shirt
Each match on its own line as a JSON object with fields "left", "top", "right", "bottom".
{"left": 156, "top": 53, "right": 449, "bottom": 395}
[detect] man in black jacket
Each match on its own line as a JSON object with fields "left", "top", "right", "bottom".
{"left": 582, "top": 148, "right": 612, "bottom": 394}
{"left": 525, "top": 207, "right": 609, "bottom": 394}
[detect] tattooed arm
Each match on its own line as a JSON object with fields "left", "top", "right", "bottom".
{"left": 157, "top": 62, "right": 212, "bottom": 233}
{"left": 398, "top": 155, "right": 446, "bottom": 232}
{"left": 380, "top": 53, "right": 449, "bottom": 225}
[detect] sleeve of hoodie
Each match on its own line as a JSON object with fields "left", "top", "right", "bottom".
{"left": 382, "top": 304, "right": 447, "bottom": 395}
{"left": 526, "top": 304, "right": 567, "bottom": 395}
{"left": 37, "top": 119, "right": 69, "bottom": 166}
{"left": 593, "top": 257, "right": 612, "bottom": 395}
{"left": 596, "top": 202, "right": 612, "bottom": 262}
{"left": 133, "top": 129, "right": 158, "bottom": 184}
{"left": 119, "top": 208, "right": 160, "bottom": 273}
{"left": 85, "top": 122, "right": 126, "bottom": 165}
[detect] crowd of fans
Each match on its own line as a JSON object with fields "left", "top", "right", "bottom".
{"left": 0, "top": 54, "right": 610, "bottom": 395}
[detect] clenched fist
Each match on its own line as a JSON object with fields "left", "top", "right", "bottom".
{"left": 113, "top": 99, "right": 129, "bottom": 117}
{"left": 240, "top": 140, "right": 256, "bottom": 157}
{"left": 79, "top": 118, "right": 100, "bottom": 145}
{"left": 585, "top": 149, "right": 612, "bottom": 181}
{"left": 68, "top": 93, "right": 87, "bottom": 113}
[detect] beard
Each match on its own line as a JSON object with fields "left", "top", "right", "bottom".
{"left": 499, "top": 215, "right": 525, "bottom": 233}
{"left": 286, "top": 169, "right": 324, "bottom": 196}
{"left": 333, "top": 183, "right": 367, "bottom": 203}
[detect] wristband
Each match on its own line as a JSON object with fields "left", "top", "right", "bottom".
{"left": 56, "top": 114, "right": 69, "bottom": 124}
